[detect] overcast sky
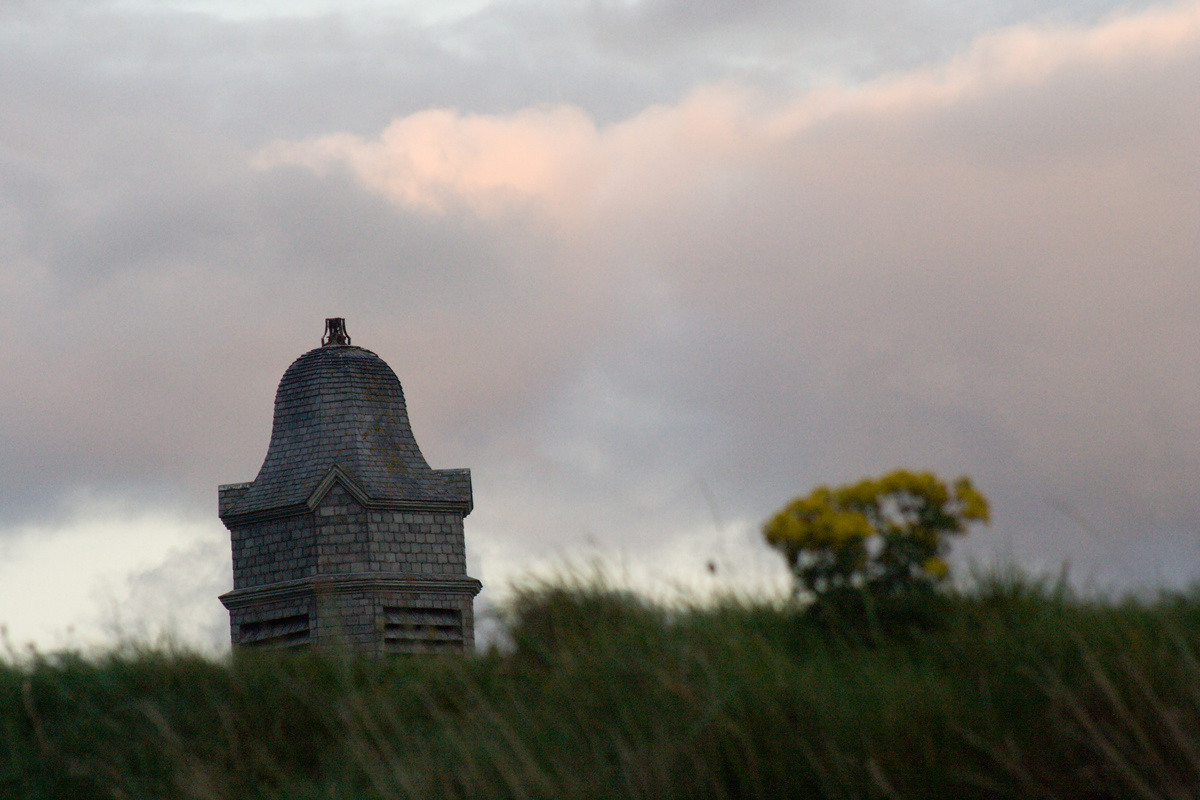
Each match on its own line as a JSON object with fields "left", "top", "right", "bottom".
{"left": 1, "top": 0, "right": 1197, "bottom": 652}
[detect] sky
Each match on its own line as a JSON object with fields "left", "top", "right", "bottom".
{"left": 0, "top": 0, "right": 1198, "bottom": 653}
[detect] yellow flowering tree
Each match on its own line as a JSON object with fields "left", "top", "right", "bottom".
{"left": 763, "top": 470, "right": 989, "bottom": 601}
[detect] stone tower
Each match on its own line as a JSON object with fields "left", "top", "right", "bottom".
{"left": 218, "top": 319, "right": 480, "bottom": 654}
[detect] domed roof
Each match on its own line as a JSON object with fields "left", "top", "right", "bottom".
{"left": 221, "top": 321, "right": 471, "bottom": 520}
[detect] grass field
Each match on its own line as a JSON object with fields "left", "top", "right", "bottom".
{"left": 4, "top": 574, "right": 1200, "bottom": 799}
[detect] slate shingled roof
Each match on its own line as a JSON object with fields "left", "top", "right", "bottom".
{"left": 221, "top": 341, "right": 472, "bottom": 520}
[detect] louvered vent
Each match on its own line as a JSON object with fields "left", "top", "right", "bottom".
{"left": 382, "top": 606, "right": 463, "bottom": 653}
{"left": 239, "top": 614, "right": 310, "bottom": 648}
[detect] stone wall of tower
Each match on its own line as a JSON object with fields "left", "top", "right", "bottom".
{"left": 311, "top": 483, "right": 469, "bottom": 577}
{"left": 314, "top": 483, "right": 369, "bottom": 575}
{"left": 366, "top": 510, "right": 467, "bottom": 576}
{"left": 229, "top": 514, "right": 317, "bottom": 590}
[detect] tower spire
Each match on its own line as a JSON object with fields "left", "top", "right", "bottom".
{"left": 218, "top": 322, "right": 479, "bottom": 654}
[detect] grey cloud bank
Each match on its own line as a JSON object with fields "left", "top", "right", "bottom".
{"left": 1, "top": 0, "right": 1197, "bottom": 649}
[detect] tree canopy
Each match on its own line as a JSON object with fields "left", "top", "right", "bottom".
{"left": 763, "top": 470, "right": 989, "bottom": 601}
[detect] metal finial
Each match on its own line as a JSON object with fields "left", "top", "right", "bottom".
{"left": 322, "top": 318, "right": 351, "bottom": 347}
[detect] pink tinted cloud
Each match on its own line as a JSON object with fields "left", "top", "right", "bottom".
{"left": 253, "top": 0, "right": 1200, "bottom": 231}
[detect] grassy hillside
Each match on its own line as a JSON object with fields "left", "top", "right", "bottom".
{"left": 4, "top": 576, "right": 1200, "bottom": 799}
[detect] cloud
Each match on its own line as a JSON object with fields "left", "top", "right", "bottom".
{"left": 255, "top": 0, "right": 1200, "bottom": 587}
{"left": 2, "top": 0, "right": 1199, "bottom": 650}
{"left": 256, "top": 0, "right": 1200, "bottom": 226}
{"left": 0, "top": 498, "right": 229, "bottom": 652}
{"left": 254, "top": 105, "right": 605, "bottom": 218}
